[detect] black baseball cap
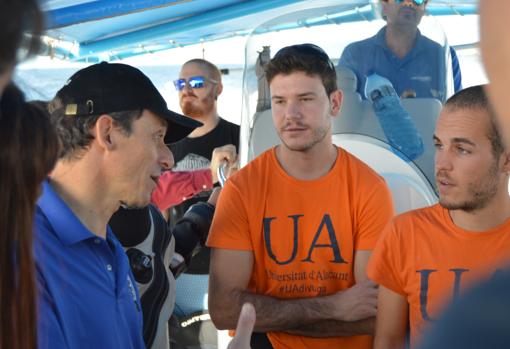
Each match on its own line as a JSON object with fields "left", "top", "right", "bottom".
{"left": 56, "top": 61, "right": 202, "bottom": 144}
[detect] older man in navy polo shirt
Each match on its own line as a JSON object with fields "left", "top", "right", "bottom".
{"left": 35, "top": 62, "right": 201, "bottom": 349}
{"left": 339, "top": 0, "right": 462, "bottom": 102}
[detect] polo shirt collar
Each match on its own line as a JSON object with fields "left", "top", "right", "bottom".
{"left": 374, "top": 26, "right": 388, "bottom": 48}
{"left": 37, "top": 180, "right": 98, "bottom": 246}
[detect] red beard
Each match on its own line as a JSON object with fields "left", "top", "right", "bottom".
{"left": 180, "top": 92, "right": 215, "bottom": 119}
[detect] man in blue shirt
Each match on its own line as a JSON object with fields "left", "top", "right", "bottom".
{"left": 35, "top": 62, "right": 201, "bottom": 349}
{"left": 339, "top": 0, "right": 462, "bottom": 102}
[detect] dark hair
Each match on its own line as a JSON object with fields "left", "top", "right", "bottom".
{"left": 48, "top": 94, "right": 143, "bottom": 160}
{"left": 0, "top": 85, "right": 59, "bottom": 349}
{"left": 445, "top": 84, "right": 504, "bottom": 157}
{"left": 0, "top": 0, "right": 43, "bottom": 74}
{"left": 265, "top": 44, "right": 338, "bottom": 96}
{"left": 0, "top": 2, "right": 47, "bottom": 348}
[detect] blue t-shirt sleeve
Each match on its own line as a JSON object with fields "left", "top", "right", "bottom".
{"left": 339, "top": 44, "right": 354, "bottom": 69}
{"left": 37, "top": 269, "right": 69, "bottom": 349}
{"left": 450, "top": 46, "right": 462, "bottom": 92}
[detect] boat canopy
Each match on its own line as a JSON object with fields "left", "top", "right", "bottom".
{"left": 39, "top": 0, "right": 477, "bottom": 62}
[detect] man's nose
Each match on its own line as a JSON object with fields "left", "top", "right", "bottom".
{"left": 183, "top": 80, "right": 194, "bottom": 93}
{"left": 160, "top": 146, "right": 174, "bottom": 170}
{"left": 434, "top": 149, "right": 453, "bottom": 172}
{"left": 284, "top": 100, "right": 301, "bottom": 120}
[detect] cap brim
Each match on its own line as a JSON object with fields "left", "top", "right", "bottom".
{"left": 159, "top": 109, "right": 202, "bottom": 144}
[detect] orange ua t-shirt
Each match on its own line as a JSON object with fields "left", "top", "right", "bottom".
{"left": 207, "top": 146, "right": 394, "bottom": 349}
{"left": 368, "top": 203, "right": 510, "bottom": 348}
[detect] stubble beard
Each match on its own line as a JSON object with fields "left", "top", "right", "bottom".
{"left": 279, "top": 122, "right": 331, "bottom": 153}
{"left": 439, "top": 160, "right": 500, "bottom": 213}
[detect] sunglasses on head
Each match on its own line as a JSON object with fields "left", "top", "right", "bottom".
{"left": 274, "top": 43, "right": 335, "bottom": 70}
{"left": 173, "top": 76, "right": 217, "bottom": 91}
{"left": 394, "top": 0, "right": 426, "bottom": 5}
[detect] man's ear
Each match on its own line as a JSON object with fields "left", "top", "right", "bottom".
{"left": 92, "top": 114, "right": 116, "bottom": 151}
{"left": 500, "top": 151, "right": 510, "bottom": 173}
{"left": 329, "top": 89, "right": 343, "bottom": 118}
{"left": 215, "top": 82, "right": 223, "bottom": 99}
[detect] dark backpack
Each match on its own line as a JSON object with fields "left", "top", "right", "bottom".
{"left": 110, "top": 204, "right": 175, "bottom": 349}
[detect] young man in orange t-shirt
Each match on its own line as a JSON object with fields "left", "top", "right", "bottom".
{"left": 368, "top": 85, "right": 510, "bottom": 349}
{"left": 411, "top": 5, "right": 510, "bottom": 348}
{"left": 206, "top": 44, "right": 394, "bottom": 349}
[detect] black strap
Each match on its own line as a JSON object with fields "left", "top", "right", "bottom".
{"left": 250, "top": 333, "right": 274, "bottom": 349}
{"left": 140, "top": 205, "right": 172, "bottom": 348}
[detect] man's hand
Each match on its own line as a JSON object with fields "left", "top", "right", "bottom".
{"left": 328, "top": 280, "right": 378, "bottom": 322}
{"left": 210, "top": 144, "right": 238, "bottom": 183}
{"left": 227, "top": 303, "right": 256, "bottom": 349}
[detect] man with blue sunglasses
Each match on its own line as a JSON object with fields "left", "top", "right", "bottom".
{"left": 169, "top": 57, "right": 239, "bottom": 232}
{"left": 168, "top": 58, "right": 239, "bottom": 231}
{"left": 168, "top": 58, "right": 240, "bottom": 347}
{"left": 339, "top": 0, "right": 462, "bottom": 102}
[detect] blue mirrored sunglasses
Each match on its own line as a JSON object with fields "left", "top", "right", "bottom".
{"left": 395, "top": 0, "right": 426, "bottom": 5}
{"left": 173, "top": 76, "right": 217, "bottom": 91}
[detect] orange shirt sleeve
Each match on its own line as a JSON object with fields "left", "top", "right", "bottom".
{"left": 367, "top": 219, "right": 406, "bottom": 295}
{"left": 206, "top": 178, "right": 253, "bottom": 251}
{"left": 354, "top": 174, "right": 395, "bottom": 251}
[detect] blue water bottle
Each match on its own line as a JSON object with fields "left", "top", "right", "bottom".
{"left": 365, "top": 73, "right": 424, "bottom": 161}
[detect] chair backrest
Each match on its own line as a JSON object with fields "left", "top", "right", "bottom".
{"left": 333, "top": 65, "right": 442, "bottom": 188}
{"left": 331, "top": 95, "right": 442, "bottom": 212}
{"left": 332, "top": 97, "right": 443, "bottom": 188}
{"left": 249, "top": 109, "right": 278, "bottom": 160}
{"left": 332, "top": 134, "right": 437, "bottom": 213}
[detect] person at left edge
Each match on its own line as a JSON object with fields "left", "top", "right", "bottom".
{"left": 35, "top": 61, "right": 201, "bottom": 349}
